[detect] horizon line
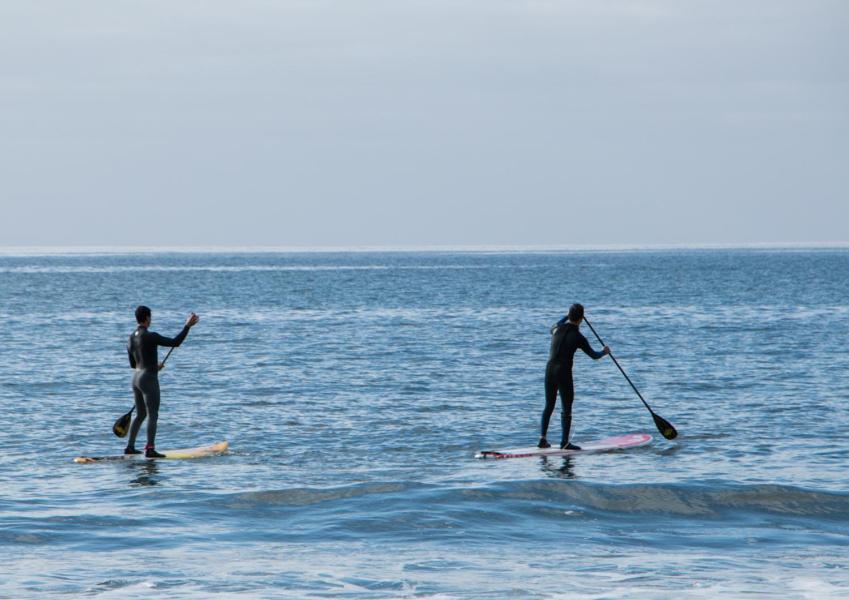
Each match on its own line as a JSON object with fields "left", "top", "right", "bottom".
{"left": 1, "top": 241, "right": 849, "bottom": 256}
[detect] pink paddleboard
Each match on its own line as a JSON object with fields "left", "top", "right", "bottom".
{"left": 475, "top": 433, "right": 652, "bottom": 459}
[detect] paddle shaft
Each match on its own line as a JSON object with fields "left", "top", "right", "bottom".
{"left": 582, "top": 317, "right": 655, "bottom": 415}
{"left": 161, "top": 346, "right": 175, "bottom": 365}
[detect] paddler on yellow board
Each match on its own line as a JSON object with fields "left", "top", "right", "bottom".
{"left": 124, "top": 306, "right": 200, "bottom": 458}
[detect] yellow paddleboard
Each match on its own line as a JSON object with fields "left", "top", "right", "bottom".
{"left": 74, "top": 441, "right": 229, "bottom": 463}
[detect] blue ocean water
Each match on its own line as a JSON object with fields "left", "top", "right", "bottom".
{"left": 1, "top": 248, "right": 849, "bottom": 598}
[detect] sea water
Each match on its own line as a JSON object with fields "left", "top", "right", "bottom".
{"left": 1, "top": 248, "right": 848, "bottom": 598}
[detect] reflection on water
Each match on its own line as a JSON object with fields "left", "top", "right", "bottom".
{"left": 540, "top": 456, "right": 576, "bottom": 479}
{"left": 127, "top": 461, "right": 160, "bottom": 487}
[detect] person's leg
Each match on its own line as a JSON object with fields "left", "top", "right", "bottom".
{"left": 559, "top": 377, "right": 579, "bottom": 449}
{"left": 142, "top": 375, "right": 161, "bottom": 452}
{"left": 126, "top": 378, "right": 147, "bottom": 453}
{"left": 540, "top": 364, "right": 558, "bottom": 447}
{"left": 136, "top": 372, "right": 164, "bottom": 458}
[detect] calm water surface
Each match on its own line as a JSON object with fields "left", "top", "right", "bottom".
{"left": 1, "top": 249, "right": 848, "bottom": 598}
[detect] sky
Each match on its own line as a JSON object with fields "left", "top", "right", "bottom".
{"left": 1, "top": 0, "right": 847, "bottom": 247}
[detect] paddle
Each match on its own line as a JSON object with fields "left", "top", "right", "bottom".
{"left": 112, "top": 347, "right": 176, "bottom": 438}
{"left": 583, "top": 316, "right": 678, "bottom": 440}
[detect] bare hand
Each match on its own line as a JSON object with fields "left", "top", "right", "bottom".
{"left": 158, "top": 362, "right": 166, "bottom": 371}
{"left": 186, "top": 313, "right": 200, "bottom": 328}
{"left": 603, "top": 345, "right": 611, "bottom": 355}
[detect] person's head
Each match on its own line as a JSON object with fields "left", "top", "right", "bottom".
{"left": 135, "top": 305, "right": 152, "bottom": 326}
{"left": 567, "top": 303, "right": 584, "bottom": 324}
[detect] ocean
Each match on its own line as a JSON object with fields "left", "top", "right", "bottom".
{"left": 1, "top": 248, "right": 848, "bottom": 598}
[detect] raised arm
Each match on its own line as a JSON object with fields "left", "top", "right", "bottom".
{"left": 152, "top": 327, "right": 188, "bottom": 348}
{"left": 153, "top": 313, "right": 200, "bottom": 347}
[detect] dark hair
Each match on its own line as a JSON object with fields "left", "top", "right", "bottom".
{"left": 135, "top": 305, "right": 151, "bottom": 324}
{"left": 567, "top": 303, "right": 584, "bottom": 322}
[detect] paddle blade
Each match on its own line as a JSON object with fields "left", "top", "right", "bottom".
{"left": 652, "top": 412, "right": 678, "bottom": 440}
{"left": 112, "top": 409, "right": 133, "bottom": 438}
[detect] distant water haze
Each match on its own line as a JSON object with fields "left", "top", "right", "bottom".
{"left": 1, "top": 1, "right": 847, "bottom": 246}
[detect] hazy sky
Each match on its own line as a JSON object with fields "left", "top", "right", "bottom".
{"left": 1, "top": 1, "right": 847, "bottom": 247}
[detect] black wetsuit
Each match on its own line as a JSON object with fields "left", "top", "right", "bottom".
{"left": 126, "top": 325, "right": 190, "bottom": 449}
{"left": 541, "top": 319, "right": 606, "bottom": 444}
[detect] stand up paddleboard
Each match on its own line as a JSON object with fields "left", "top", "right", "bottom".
{"left": 74, "top": 441, "right": 229, "bottom": 464}
{"left": 475, "top": 433, "right": 651, "bottom": 459}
